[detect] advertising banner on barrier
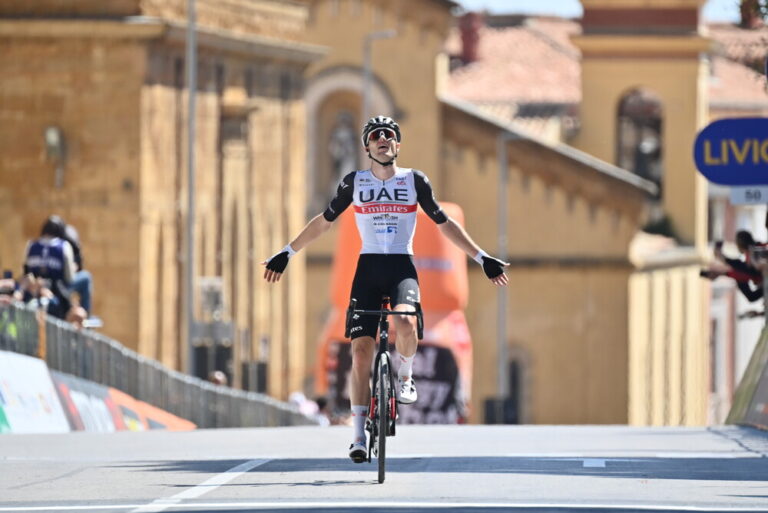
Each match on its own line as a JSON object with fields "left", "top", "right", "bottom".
{"left": 0, "top": 350, "right": 70, "bottom": 433}
{"left": 0, "top": 406, "right": 9, "bottom": 433}
{"left": 51, "top": 371, "right": 125, "bottom": 432}
{"left": 51, "top": 371, "right": 196, "bottom": 432}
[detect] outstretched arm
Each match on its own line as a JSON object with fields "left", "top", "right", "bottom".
{"left": 437, "top": 218, "right": 509, "bottom": 286}
{"left": 263, "top": 171, "right": 355, "bottom": 283}
{"left": 412, "top": 169, "right": 509, "bottom": 286}
{"left": 437, "top": 218, "right": 481, "bottom": 259}
{"left": 262, "top": 214, "right": 332, "bottom": 283}
{"left": 289, "top": 214, "right": 334, "bottom": 253}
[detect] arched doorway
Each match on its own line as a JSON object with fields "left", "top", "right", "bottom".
{"left": 304, "top": 67, "right": 398, "bottom": 214}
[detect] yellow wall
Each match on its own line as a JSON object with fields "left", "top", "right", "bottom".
{"left": 300, "top": 0, "right": 664, "bottom": 424}
{"left": 0, "top": 36, "right": 144, "bottom": 346}
{"left": 628, "top": 264, "right": 710, "bottom": 425}
{"left": 572, "top": 1, "right": 712, "bottom": 425}
{"left": 302, "top": 0, "right": 452, "bottom": 186}
{"left": 0, "top": 3, "right": 319, "bottom": 400}
{"left": 571, "top": 36, "right": 711, "bottom": 249}
{"left": 443, "top": 108, "right": 647, "bottom": 423}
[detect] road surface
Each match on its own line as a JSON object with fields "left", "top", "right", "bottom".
{"left": 1, "top": 425, "right": 767, "bottom": 512}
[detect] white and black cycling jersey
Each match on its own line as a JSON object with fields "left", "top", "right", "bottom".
{"left": 323, "top": 168, "right": 448, "bottom": 254}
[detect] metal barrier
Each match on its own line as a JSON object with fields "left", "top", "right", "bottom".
{"left": 0, "top": 302, "right": 317, "bottom": 428}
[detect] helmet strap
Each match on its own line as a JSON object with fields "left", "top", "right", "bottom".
{"left": 370, "top": 152, "right": 398, "bottom": 167}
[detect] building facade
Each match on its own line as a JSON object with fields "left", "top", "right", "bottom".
{"left": 0, "top": 0, "right": 323, "bottom": 399}
{"left": 300, "top": 0, "right": 659, "bottom": 424}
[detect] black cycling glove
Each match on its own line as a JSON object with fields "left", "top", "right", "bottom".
{"left": 481, "top": 256, "right": 506, "bottom": 279}
{"left": 474, "top": 251, "right": 507, "bottom": 279}
{"left": 266, "top": 245, "right": 296, "bottom": 273}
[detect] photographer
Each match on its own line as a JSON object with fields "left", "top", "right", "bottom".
{"left": 701, "top": 230, "right": 765, "bottom": 302}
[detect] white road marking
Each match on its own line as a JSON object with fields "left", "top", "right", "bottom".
{"left": 128, "top": 458, "right": 271, "bottom": 513}
{"left": 395, "top": 452, "right": 759, "bottom": 460}
{"left": 2, "top": 501, "right": 768, "bottom": 512}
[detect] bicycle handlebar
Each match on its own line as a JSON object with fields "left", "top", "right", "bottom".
{"left": 351, "top": 309, "right": 420, "bottom": 316}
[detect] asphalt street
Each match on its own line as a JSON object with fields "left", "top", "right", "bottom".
{"left": 1, "top": 425, "right": 767, "bottom": 512}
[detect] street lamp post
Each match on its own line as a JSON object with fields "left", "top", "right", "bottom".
{"left": 362, "top": 30, "right": 397, "bottom": 120}
{"left": 186, "top": 0, "right": 197, "bottom": 376}
{"left": 495, "top": 130, "right": 518, "bottom": 422}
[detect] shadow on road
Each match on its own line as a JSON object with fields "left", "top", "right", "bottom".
{"left": 114, "top": 455, "right": 768, "bottom": 482}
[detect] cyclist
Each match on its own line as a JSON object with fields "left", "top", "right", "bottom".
{"left": 263, "top": 115, "right": 509, "bottom": 463}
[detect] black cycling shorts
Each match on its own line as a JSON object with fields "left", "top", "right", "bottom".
{"left": 348, "top": 254, "right": 420, "bottom": 340}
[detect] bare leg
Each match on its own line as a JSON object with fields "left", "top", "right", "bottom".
{"left": 392, "top": 304, "right": 418, "bottom": 358}
{"left": 350, "top": 336, "right": 375, "bottom": 405}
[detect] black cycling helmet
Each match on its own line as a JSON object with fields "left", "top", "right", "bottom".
{"left": 361, "top": 115, "right": 401, "bottom": 148}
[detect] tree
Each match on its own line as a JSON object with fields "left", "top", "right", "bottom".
{"left": 741, "top": 0, "right": 768, "bottom": 23}
{"left": 757, "top": 0, "right": 768, "bottom": 18}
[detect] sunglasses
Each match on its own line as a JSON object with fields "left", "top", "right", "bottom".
{"left": 367, "top": 128, "right": 397, "bottom": 144}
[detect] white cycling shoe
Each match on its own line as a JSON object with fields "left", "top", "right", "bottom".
{"left": 397, "top": 376, "right": 417, "bottom": 404}
{"left": 349, "top": 439, "right": 367, "bottom": 463}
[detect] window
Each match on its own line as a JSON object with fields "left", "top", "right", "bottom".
{"left": 215, "top": 62, "right": 225, "bottom": 95}
{"left": 244, "top": 68, "right": 254, "bottom": 97}
{"left": 616, "top": 89, "right": 663, "bottom": 194}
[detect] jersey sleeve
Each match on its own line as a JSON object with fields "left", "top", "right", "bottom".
{"left": 413, "top": 170, "right": 448, "bottom": 224}
{"left": 61, "top": 240, "right": 76, "bottom": 284}
{"left": 323, "top": 171, "right": 355, "bottom": 222}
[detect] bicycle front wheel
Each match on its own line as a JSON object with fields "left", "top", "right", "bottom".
{"left": 377, "top": 355, "right": 389, "bottom": 484}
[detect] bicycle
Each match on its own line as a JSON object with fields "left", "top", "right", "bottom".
{"left": 344, "top": 296, "right": 423, "bottom": 484}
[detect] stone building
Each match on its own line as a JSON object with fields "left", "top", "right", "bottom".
{"left": 2, "top": 0, "right": 749, "bottom": 424}
{"left": 445, "top": 0, "right": 768, "bottom": 423}
{"left": 300, "top": 0, "right": 682, "bottom": 424}
{"left": 0, "top": 0, "right": 323, "bottom": 399}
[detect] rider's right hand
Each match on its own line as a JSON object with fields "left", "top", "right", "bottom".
{"left": 266, "top": 251, "right": 290, "bottom": 272}
{"left": 262, "top": 245, "right": 296, "bottom": 282}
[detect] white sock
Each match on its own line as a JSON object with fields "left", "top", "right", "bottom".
{"left": 351, "top": 405, "right": 368, "bottom": 442}
{"left": 398, "top": 353, "right": 415, "bottom": 379}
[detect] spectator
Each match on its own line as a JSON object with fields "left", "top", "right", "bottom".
{"left": 61, "top": 223, "right": 94, "bottom": 316}
{"left": 208, "top": 370, "right": 229, "bottom": 386}
{"left": 702, "top": 230, "right": 765, "bottom": 302}
{"left": 0, "top": 272, "right": 21, "bottom": 305}
{"left": 0, "top": 274, "right": 21, "bottom": 350}
{"left": 21, "top": 215, "right": 88, "bottom": 327}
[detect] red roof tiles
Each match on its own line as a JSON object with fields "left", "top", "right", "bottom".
{"left": 445, "top": 16, "right": 768, "bottom": 114}
{"left": 446, "top": 18, "right": 581, "bottom": 105}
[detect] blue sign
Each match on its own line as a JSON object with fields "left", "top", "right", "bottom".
{"left": 693, "top": 117, "right": 768, "bottom": 185}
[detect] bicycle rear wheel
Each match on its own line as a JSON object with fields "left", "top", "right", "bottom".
{"left": 377, "top": 355, "right": 389, "bottom": 484}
